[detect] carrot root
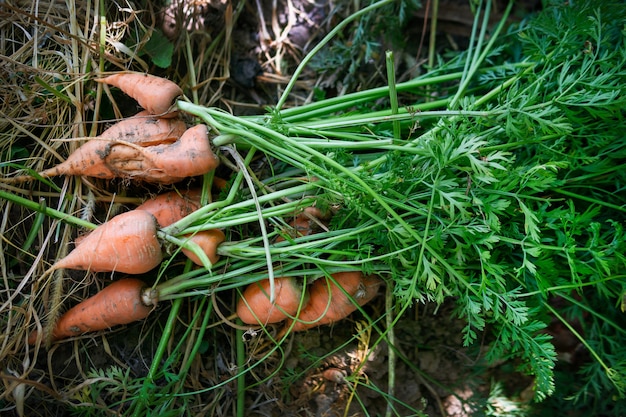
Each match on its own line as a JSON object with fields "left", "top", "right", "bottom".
{"left": 51, "top": 209, "right": 162, "bottom": 274}
{"left": 181, "top": 229, "right": 226, "bottom": 266}
{"left": 104, "top": 124, "right": 219, "bottom": 184}
{"left": 136, "top": 189, "right": 202, "bottom": 227}
{"left": 37, "top": 124, "right": 218, "bottom": 184}
{"left": 28, "top": 278, "right": 156, "bottom": 344}
{"left": 96, "top": 72, "right": 183, "bottom": 117}
{"left": 282, "top": 271, "right": 382, "bottom": 334}
{"left": 237, "top": 277, "right": 308, "bottom": 324}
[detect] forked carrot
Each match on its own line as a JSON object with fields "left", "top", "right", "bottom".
{"left": 96, "top": 72, "right": 183, "bottom": 117}
{"left": 51, "top": 210, "right": 162, "bottom": 274}
{"left": 97, "top": 110, "right": 187, "bottom": 146}
{"left": 31, "top": 123, "right": 217, "bottom": 184}
{"left": 236, "top": 277, "right": 308, "bottom": 324}
{"left": 28, "top": 278, "right": 156, "bottom": 344}
{"left": 181, "top": 229, "right": 226, "bottom": 266}
{"left": 36, "top": 115, "right": 187, "bottom": 180}
{"left": 282, "top": 271, "right": 382, "bottom": 333}
{"left": 104, "top": 124, "right": 219, "bottom": 184}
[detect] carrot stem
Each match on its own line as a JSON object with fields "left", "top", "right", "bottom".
{"left": 132, "top": 298, "right": 182, "bottom": 417}
{"left": 236, "top": 321, "right": 246, "bottom": 417}
{"left": 274, "top": 0, "right": 395, "bottom": 111}
{"left": 0, "top": 190, "right": 96, "bottom": 230}
{"left": 385, "top": 50, "right": 401, "bottom": 141}
{"left": 221, "top": 146, "right": 276, "bottom": 302}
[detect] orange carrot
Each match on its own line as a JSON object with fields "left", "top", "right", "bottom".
{"left": 283, "top": 271, "right": 382, "bottom": 333}
{"left": 212, "top": 176, "right": 229, "bottom": 192}
{"left": 181, "top": 229, "right": 226, "bottom": 266}
{"left": 38, "top": 138, "right": 117, "bottom": 179}
{"left": 275, "top": 207, "right": 329, "bottom": 243}
{"left": 51, "top": 210, "right": 162, "bottom": 274}
{"left": 97, "top": 110, "right": 187, "bottom": 146}
{"left": 37, "top": 123, "right": 218, "bottom": 184}
{"left": 136, "top": 189, "right": 202, "bottom": 227}
{"left": 37, "top": 115, "right": 187, "bottom": 180}
{"left": 28, "top": 278, "right": 156, "bottom": 344}
{"left": 104, "top": 123, "right": 219, "bottom": 184}
{"left": 237, "top": 277, "right": 308, "bottom": 324}
{"left": 96, "top": 72, "right": 183, "bottom": 117}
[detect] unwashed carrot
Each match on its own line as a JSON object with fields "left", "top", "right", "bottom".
{"left": 97, "top": 110, "right": 187, "bottom": 146}
{"left": 75, "top": 189, "right": 203, "bottom": 247}
{"left": 28, "top": 278, "right": 156, "bottom": 344}
{"left": 96, "top": 72, "right": 183, "bottom": 117}
{"left": 51, "top": 210, "right": 162, "bottom": 274}
{"left": 104, "top": 124, "right": 219, "bottom": 184}
{"left": 36, "top": 123, "right": 217, "bottom": 184}
{"left": 36, "top": 115, "right": 187, "bottom": 180}
{"left": 136, "top": 189, "right": 202, "bottom": 227}
{"left": 181, "top": 229, "right": 226, "bottom": 266}
{"left": 275, "top": 207, "right": 329, "bottom": 243}
{"left": 282, "top": 271, "right": 382, "bottom": 333}
{"left": 237, "top": 277, "right": 308, "bottom": 324}
{"left": 39, "top": 138, "right": 117, "bottom": 179}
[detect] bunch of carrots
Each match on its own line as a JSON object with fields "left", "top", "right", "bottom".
{"left": 20, "top": 72, "right": 381, "bottom": 346}
{"left": 236, "top": 208, "right": 382, "bottom": 334}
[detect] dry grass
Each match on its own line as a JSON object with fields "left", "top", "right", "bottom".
{"left": 0, "top": 1, "right": 164, "bottom": 414}
{"left": 0, "top": 0, "right": 392, "bottom": 415}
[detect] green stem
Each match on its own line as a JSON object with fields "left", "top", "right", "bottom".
{"left": 278, "top": 71, "right": 461, "bottom": 122}
{"left": 386, "top": 50, "right": 401, "bottom": 140}
{"left": 274, "top": 0, "right": 395, "bottom": 111}
{"left": 544, "top": 303, "right": 615, "bottom": 382}
{"left": 385, "top": 282, "right": 396, "bottom": 417}
{"left": 236, "top": 322, "right": 246, "bottom": 417}
{"left": 132, "top": 298, "right": 182, "bottom": 417}
{"left": 553, "top": 188, "right": 626, "bottom": 213}
{"left": 0, "top": 190, "right": 96, "bottom": 230}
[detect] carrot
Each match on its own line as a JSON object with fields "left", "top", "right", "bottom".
{"left": 75, "top": 189, "right": 203, "bottom": 247}
{"left": 104, "top": 123, "right": 219, "bottom": 184}
{"left": 275, "top": 207, "right": 329, "bottom": 243}
{"left": 283, "top": 271, "right": 382, "bottom": 333}
{"left": 36, "top": 115, "right": 186, "bottom": 180}
{"left": 97, "top": 110, "right": 187, "bottom": 146}
{"left": 237, "top": 277, "right": 308, "bottom": 324}
{"left": 96, "top": 72, "right": 183, "bottom": 117}
{"left": 51, "top": 210, "right": 162, "bottom": 274}
{"left": 136, "top": 189, "right": 202, "bottom": 227}
{"left": 38, "top": 138, "right": 117, "bottom": 179}
{"left": 181, "top": 229, "right": 226, "bottom": 266}
{"left": 36, "top": 123, "right": 218, "bottom": 184}
{"left": 212, "top": 176, "right": 229, "bottom": 192}
{"left": 28, "top": 278, "right": 156, "bottom": 344}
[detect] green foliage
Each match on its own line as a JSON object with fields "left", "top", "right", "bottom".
{"left": 180, "top": 0, "right": 626, "bottom": 406}
{"left": 142, "top": 29, "right": 175, "bottom": 69}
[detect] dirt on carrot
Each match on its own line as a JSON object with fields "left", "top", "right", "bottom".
{"left": 28, "top": 278, "right": 155, "bottom": 345}
{"left": 97, "top": 110, "right": 187, "bottom": 146}
{"left": 237, "top": 276, "right": 308, "bottom": 324}
{"left": 51, "top": 209, "right": 162, "bottom": 274}
{"left": 32, "top": 123, "right": 218, "bottom": 184}
{"left": 282, "top": 271, "right": 382, "bottom": 333}
{"left": 104, "top": 123, "right": 220, "bottom": 184}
